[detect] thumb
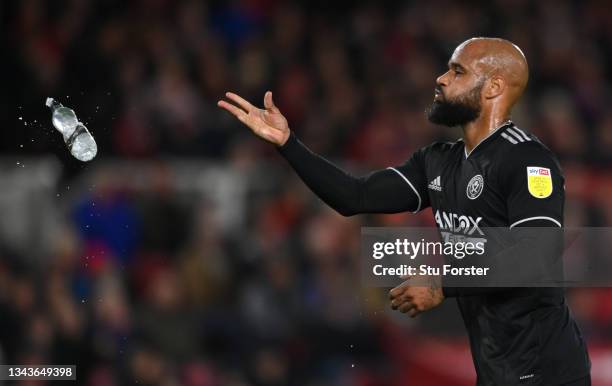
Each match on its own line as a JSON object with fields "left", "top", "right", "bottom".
{"left": 264, "top": 91, "right": 279, "bottom": 112}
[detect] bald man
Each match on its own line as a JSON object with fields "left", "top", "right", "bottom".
{"left": 218, "top": 37, "right": 591, "bottom": 385}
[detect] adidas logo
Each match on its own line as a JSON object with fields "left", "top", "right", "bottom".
{"left": 428, "top": 176, "right": 442, "bottom": 191}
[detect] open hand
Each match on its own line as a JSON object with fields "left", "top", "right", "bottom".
{"left": 218, "top": 91, "right": 290, "bottom": 146}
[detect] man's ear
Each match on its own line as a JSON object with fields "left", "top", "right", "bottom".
{"left": 484, "top": 75, "right": 505, "bottom": 99}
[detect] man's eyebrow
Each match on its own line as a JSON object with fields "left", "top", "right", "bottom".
{"left": 448, "top": 61, "right": 467, "bottom": 71}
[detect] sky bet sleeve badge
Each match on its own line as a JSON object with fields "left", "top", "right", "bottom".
{"left": 527, "top": 166, "right": 553, "bottom": 198}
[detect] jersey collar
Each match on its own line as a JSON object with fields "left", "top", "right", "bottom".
{"left": 463, "top": 120, "right": 514, "bottom": 159}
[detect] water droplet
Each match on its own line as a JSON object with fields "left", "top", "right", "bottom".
{"left": 351, "top": 364, "right": 355, "bottom": 368}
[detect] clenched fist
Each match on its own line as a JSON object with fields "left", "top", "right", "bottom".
{"left": 389, "top": 275, "right": 445, "bottom": 318}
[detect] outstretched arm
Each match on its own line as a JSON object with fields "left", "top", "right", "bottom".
{"left": 276, "top": 132, "right": 421, "bottom": 216}
{"left": 218, "top": 91, "right": 421, "bottom": 216}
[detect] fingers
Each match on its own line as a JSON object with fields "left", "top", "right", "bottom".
{"left": 389, "top": 287, "right": 403, "bottom": 301}
{"left": 399, "top": 301, "right": 416, "bottom": 314}
{"left": 389, "top": 280, "right": 411, "bottom": 299}
{"left": 391, "top": 295, "right": 410, "bottom": 310}
{"left": 217, "top": 100, "right": 247, "bottom": 121}
{"left": 225, "top": 92, "right": 255, "bottom": 113}
{"left": 390, "top": 295, "right": 403, "bottom": 309}
{"left": 392, "top": 298, "right": 420, "bottom": 317}
{"left": 390, "top": 284, "right": 411, "bottom": 309}
{"left": 390, "top": 284, "right": 420, "bottom": 317}
{"left": 264, "top": 91, "right": 279, "bottom": 112}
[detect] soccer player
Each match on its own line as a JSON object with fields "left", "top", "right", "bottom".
{"left": 218, "top": 37, "right": 591, "bottom": 386}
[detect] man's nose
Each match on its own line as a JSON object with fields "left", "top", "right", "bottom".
{"left": 436, "top": 71, "right": 450, "bottom": 87}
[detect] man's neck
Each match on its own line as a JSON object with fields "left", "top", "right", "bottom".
{"left": 462, "top": 114, "right": 510, "bottom": 155}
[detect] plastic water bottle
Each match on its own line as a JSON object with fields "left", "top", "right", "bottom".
{"left": 46, "top": 97, "right": 98, "bottom": 162}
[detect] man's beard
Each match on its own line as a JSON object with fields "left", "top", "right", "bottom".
{"left": 426, "top": 82, "right": 483, "bottom": 127}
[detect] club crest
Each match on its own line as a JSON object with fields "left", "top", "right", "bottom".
{"left": 466, "top": 175, "right": 484, "bottom": 200}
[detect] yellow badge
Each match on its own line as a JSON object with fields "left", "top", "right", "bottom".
{"left": 527, "top": 166, "right": 553, "bottom": 198}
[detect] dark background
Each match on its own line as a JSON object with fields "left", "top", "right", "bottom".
{"left": 0, "top": 0, "right": 611, "bottom": 385}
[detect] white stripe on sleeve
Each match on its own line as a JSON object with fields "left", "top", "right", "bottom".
{"left": 387, "top": 167, "right": 422, "bottom": 213}
{"left": 509, "top": 216, "right": 562, "bottom": 228}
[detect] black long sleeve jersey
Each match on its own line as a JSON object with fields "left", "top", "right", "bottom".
{"left": 277, "top": 121, "right": 590, "bottom": 386}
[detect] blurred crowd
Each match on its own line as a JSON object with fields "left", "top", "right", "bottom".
{"left": 2, "top": 0, "right": 612, "bottom": 385}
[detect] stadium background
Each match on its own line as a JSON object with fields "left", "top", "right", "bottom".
{"left": 1, "top": 0, "right": 612, "bottom": 385}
